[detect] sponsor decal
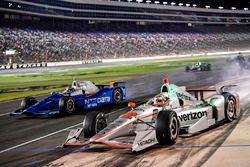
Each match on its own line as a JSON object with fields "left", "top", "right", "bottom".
{"left": 87, "top": 104, "right": 97, "bottom": 108}
{"left": 97, "top": 97, "right": 110, "bottom": 103}
{"left": 137, "top": 138, "right": 155, "bottom": 146}
{"left": 169, "top": 85, "right": 176, "bottom": 96}
{"left": 152, "top": 109, "right": 158, "bottom": 122}
{"left": 153, "top": 109, "right": 158, "bottom": 113}
{"left": 178, "top": 110, "right": 207, "bottom": 122}
{"left": 85, "top": 97, "right": 110, "bottom": 104}
{"left": 177, "top": 92, "right": 191, "bottom": 101}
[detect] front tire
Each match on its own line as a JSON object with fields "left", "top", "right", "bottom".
{"left": 156, "top": 110, "right": 179, "bottom": 145}
{"left": 59, "top": 96, "right": 76, "bottom": 115}
{"left": 21, "top": 97, "right": 37, "bottom": 110}
{"left": 83, "top": 111, "right": 107, "bottom": 138}
{"left": 207, "top": 64, "right": 211, "bottom": 71}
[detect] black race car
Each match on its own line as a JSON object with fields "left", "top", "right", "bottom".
{"left": 185, "top": 62, "right": 211, "bottom": 72}
{"left": 228, "top": 53, "right": 250, "bottom": 71}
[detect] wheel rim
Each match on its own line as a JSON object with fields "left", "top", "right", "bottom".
{"left": 227, "top": 100, "right": 235, "bottom": 118}
{"left": 95, "top": 118, "right": 107, "bottom": 133}
{"left": 170, "top": 116, "right": 178, "bottom": 139}
{"left": 114, "top": 90, "right": 121, "bottom": 103}
{"left": 66, "top": 99, "right": 75, "bottom": 113}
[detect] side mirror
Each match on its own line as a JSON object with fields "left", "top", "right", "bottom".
{"left": 128, "top": 101, "right": 136, "bottom": 109}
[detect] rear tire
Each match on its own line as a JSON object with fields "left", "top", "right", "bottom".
{"left": 207, "top": 64, "right": 211, "bottom": 71}
{"left": 224, "top": 95, "right": 236, "bottom": 122}
{"left": 21, "top": 97, "right": 37, "bottom": 110}
{"left": 59, "top": 96, "right": 76, "bottom": 115}
{"left": 83, "top": 111, "right": 107, "bottom": 138}
{"left": 201, "top": 66, "right": 205, "bottom": 71}
{"left": 185, "top": 66, "right": 190, "bottom": 72}
{"left": 156, "top": 110, "right": 179, "bottom": 145}
{"left": 113, "top": 88, "right": 122, "bottom": 104}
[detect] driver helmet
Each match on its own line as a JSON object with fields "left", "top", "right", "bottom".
{"left": 65, "top": 86, "right": 74, "bottom": 92}
{"left": 195, "top": 61, "right": 201, "bottom": 66}
{"left": 154, "top": 93, "right": 169, "bottom": 104}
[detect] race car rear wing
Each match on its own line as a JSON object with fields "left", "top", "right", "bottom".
{"left": 109, "top": 81, "right": 126, "bottom": 88}
{"left": 96, "top": 81, "right": 126, "bottom": 89}
{"left": 187, "top": 87, "right": 216, "bottom": 101}
{"left": 187, "top": 85, "right": 238, "bottom": 100}
{"left": 219, "top": 85, "right": 237, "bottom": 94}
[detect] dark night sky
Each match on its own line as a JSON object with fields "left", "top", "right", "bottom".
{"left": 120, "top": 0, "right": 250, "bottom": 9}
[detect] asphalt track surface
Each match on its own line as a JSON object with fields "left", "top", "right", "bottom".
{"left": 0, "top": 61, "right": 248, "bottom": 167}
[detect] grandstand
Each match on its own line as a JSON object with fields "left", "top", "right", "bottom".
{"left": 0, "top": 0, "right": 250, "bottom": 64}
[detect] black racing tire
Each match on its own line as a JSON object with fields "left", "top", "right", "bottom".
{"left": 200, "top": 66, "right": 205, "bottom": 71}
{"left": 113, "top": 88, "right": 122, "bottom": 104}
{"left": 21, "top": 97, "right": 37, "bottom": 110}
{"left": 83, "top": 111, "right": 107, "bottom": 138}
{"left": 156, "top": 110, "right": 179, "bottom": 145}
{"left": 59, "top": 96, "right": 77, "bottom": 115}
{"left": 185, "top": 66, "right": 190, "bottom": 72}
{"left": 224, "top": 95, "right": 236, "bottom": 122}
{"left": 207, "top": 64, "right": 211, "bottom": 71}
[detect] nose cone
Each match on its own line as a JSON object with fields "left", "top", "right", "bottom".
{"left": 23, "top": 107, "right": 36, "bottom": 115}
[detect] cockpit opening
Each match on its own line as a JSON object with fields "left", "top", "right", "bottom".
{"left": 161, "top": 85, "right": 168, "bottom": 93}
{"left": 147, "top": 93, "right": 170, "bottom": 107}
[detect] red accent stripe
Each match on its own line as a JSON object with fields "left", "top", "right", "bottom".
{"left": 151, "top": 102, "right": 169, "bottom": 107}
{"left": 100, "top": 142, "right": 132, "bottom": 149}
{"left": 64, "top": 141, "right": 91, "bottom": 147}
{"left": 122, "top": 112, "right": 137, "bottom": 119}
{"left": 236, "top": 96, "right": 240, "bottom": 110}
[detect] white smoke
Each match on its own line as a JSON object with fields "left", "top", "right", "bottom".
{"left": 215, "top": 60, "right": 250, "bottom": 107}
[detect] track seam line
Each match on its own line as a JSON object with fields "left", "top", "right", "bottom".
{"left": 0, "top": 106, "right": 129, "bottom": 154}
{"left": 0, "top": 112, "right": 10, "bottom": 117}
{"left": 0, "top": 122, "right": 82, "bottom": 154}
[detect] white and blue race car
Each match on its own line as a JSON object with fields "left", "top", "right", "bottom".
{"left": 10, "top": 80, "right": 126, "bottom": 117}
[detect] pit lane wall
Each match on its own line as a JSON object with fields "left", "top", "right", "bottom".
{"left": 1, "top": 50, "right": 250, "bottom": 70}
{"left": 0, "top": 62, "right": 48, "bottom": 70}
{"left": 0, "top": 59, "right": 102, "bottom": 70}
{"left": 46, "top": 59, "right": 102, "bottom": 67}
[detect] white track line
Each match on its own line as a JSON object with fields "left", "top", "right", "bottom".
{"left": 0, "top": 122, "right": 82, "bottom": 154}
{"left": 1, "top": 105, "right": 127, "bottom": 118}
{"left": 0, "top": 112, "right": 10, "bottom": 117}
{"left": 0, "top": 106, "right": 129, "bottom": 154}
